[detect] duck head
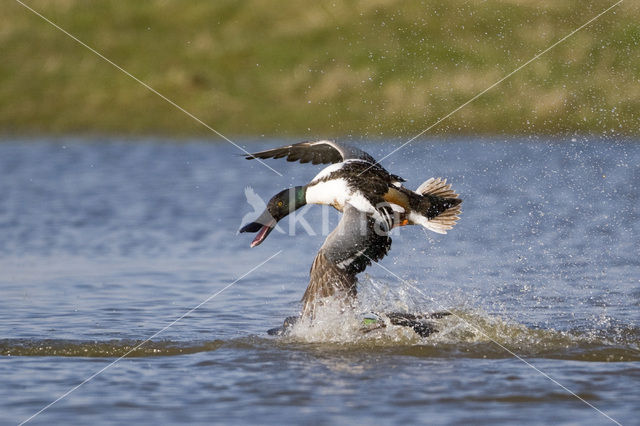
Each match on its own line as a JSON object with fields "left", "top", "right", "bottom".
{"left": 239, "top": 186, "right": 306, "bottom": 247}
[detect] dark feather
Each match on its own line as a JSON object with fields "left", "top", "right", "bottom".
{"left": 301, "top": 205, "right": 393, "bottom": 315}
{"left": 245, "top": 140, "right": 376, "bottom": 165}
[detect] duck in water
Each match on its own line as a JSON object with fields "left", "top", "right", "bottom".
{"left": 240, "top": 140, "right": 461, "bottom": 324}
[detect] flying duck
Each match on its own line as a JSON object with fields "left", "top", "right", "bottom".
{"left": 240, "top": 140, "right": 461, "bottom": 317}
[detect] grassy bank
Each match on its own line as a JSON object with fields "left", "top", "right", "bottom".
{"left": 2, "top": 0, "right": 639, "bottom": 138}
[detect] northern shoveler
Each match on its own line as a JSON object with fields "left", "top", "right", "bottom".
{"left": 240, "top": 140, "right": 461, "bottom": 316}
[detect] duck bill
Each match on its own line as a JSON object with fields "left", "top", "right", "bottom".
{"left": 250, "top": 219, "right": 276, "bottom": 247}
{"left": 239, "top": 209, "right": 278, "bottom": 247}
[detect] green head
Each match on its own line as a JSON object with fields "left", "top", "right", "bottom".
{"left": 239, "top": 186, "right": 307, "bottom": 247}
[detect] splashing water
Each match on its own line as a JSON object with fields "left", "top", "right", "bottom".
{"left": 278, "top": 277, "right": 639, "bottom": 362}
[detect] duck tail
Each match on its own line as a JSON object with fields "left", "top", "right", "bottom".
{"left": 409, "top": 178, "right": 462, "bottom": 234}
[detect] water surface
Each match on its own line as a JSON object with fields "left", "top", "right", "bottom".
{"left": 0, "top": 138, "right": 638, "bottom": 425}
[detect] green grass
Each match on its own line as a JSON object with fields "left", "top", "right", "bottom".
{"left": 1, "top": 0, "right": 639, "bottom": 138}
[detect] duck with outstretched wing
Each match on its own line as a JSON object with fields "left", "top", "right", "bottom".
{"left": 240, "top": 140, "right": 461, "bottom": 319}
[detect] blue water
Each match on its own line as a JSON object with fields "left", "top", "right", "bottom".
{"left": 0, "top": 137, "right": 638, "bottom": 425}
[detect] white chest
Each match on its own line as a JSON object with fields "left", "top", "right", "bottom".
{"left": 305, "top": 178, "right": 376, "bottom": 214}
{"left": 305, "top": 178, "right": 350, "bottom": 210}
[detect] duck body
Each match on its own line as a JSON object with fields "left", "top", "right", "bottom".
{"left": 305, "top": 159, "right": 402, "bottom": 221}
{"left": 305, "top": 158, "right": 459, "bottom": 234}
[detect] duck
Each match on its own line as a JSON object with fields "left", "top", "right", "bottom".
{"left": 240, "top": 140, "right": 461, "bottom": 316}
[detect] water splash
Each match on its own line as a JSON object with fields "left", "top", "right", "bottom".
{"left": 276, "top": 276, "right": 640, "bottom": 362}
{"left": 2, "top": 276, "right": 637, "bottom": 362}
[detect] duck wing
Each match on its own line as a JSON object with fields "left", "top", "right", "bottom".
{"left": 301, "top": 204, "right": 393, "bottom": 314}
{"left": 245, "top": 140, "right": 376, "bottom": 165}
{"left": 321, "top": 204, "right": 393, "bottom": 275}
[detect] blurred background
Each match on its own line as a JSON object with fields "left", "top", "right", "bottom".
{"left": 2, "top": 0, "right": 639, "bottom": 138}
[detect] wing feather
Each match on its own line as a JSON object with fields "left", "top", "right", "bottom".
{"left": 301, "top": 204, "right": 392, "bottom": 315}
{"left": 245, "top": 140, "right": 376, "bottom": 164}
{"left": 320, "top": 204, "right": 392, "bottom": 276}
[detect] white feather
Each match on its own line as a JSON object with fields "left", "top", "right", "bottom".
{"left": 310, "top": 159, "right": 371, "bottom": 184}
{"left": 306, "top": 178, "right": 350, "bottom": 207}
{"left": 408, "top": 212, "right": 448, "bottom": 234}
{"left": 306, "top": 178, "right": 380, "bottom": 219}
{"left": 416, "top": 178, "right": 436, "bottom": 194}
{"left": 311, "top": 163, "right": 345, "bottom": 183}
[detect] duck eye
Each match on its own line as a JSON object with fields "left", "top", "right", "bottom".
{"left": 277, "top": 201, "right": 283, "bottom": 207}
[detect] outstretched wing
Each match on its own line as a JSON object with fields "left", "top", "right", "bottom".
{"left": 301, "top": 204, "right": 393, "bottom": 314}
{"left": 245, "top": 140, "right": 376, "bottom": 165}
{"left": 321, "top": 204, "right": 392, "bottom": 276}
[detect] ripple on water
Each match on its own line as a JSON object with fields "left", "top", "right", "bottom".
{"left": 0, "top": 339, "right": 225, "bottom": 358}
{"left": 5, "top": 306, "right": 636, "bottom": 362}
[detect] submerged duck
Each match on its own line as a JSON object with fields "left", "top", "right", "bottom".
{"left": 240, "top": 140, "right": 461, "bottom": 316}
